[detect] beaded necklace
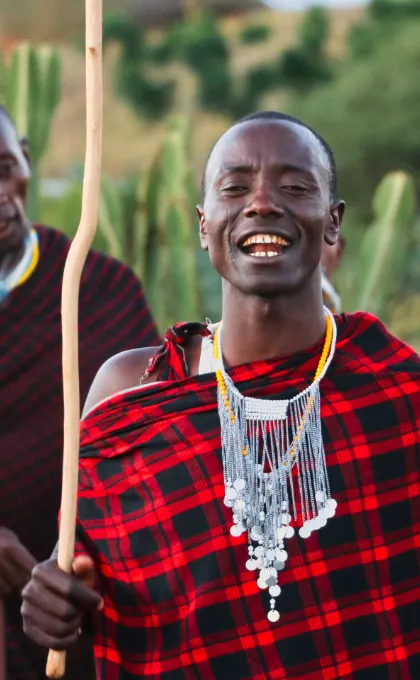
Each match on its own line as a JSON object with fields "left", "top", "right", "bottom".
{"left": 213, "top": 308, "right": 337, "bottom": 622}
{"left": 0, "top": 228, "right": 39, "bottom": 303}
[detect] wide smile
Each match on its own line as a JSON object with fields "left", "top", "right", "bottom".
{"left": 238, "top": 233, "right": 292, "bottom": 259}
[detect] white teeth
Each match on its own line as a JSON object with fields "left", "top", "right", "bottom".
{"left": 242, "top": 234, "right": 289, "bottom": 248}
{"left": 249, "top": 251, "right": 279, "bottom": 258}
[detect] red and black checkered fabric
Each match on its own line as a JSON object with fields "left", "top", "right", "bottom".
{"left": 76, "top": 312, "right": 420, "bottom": 680}
{"left": 1, "top": 225, "right": 160, "bottom": 680}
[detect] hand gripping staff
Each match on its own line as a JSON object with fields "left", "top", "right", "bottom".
{"left": 46, "top": 1, "right": 103, "bottom": 676}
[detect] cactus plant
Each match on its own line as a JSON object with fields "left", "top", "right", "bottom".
{"left": 5, "top": 43, "right": 60, "bottom": 222}
{"left": 98, "top": 178, "right": 124, "bottom": 261}
{"left": 133, "top": 118, "right": 201, "bottom": 330}
{"left": 0, "top": 50, "right": 7, "bottom": 105}
{"left": 46, "top": 117, "right": 222, "bottom": 330}
{"left": 353, "top": 171, "right": 416, "bottom": 319}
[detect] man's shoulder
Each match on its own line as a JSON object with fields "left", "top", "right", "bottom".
{"left": 34, "top": 224, "right": 70, "bottom": 256}
{"left": 337, "top": 310, "right": 420, "bottom": 376}
{"left": 82, "top": 346, "right": 158, "bottom": 417}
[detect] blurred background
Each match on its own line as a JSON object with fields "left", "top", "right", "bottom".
{"left": 1, "top": 0, "right": 419, "bottom": 345}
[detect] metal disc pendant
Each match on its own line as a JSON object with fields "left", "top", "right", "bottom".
{"left": 260, "top": 568, "right": 271, "bottom": 582}
{"left": 268, "top": 610, "right": 280, "bottom": 623}
{"left": 269, "top": 585, "right": 281, "bottom": 597}
{"left": 226, "top": 487, "right": 237, "bottom": 501}
{"left": 265, "top": 576, "right": 277, "bottom": 587}
{"left": 257, "top": 577, "right": 268, "bottom": 590}
{"left": 277, "top": 526, "right": 287, "bottom": 540}
{"left": 309, "top": 517, "right": 322, "bottom": 531}
{"left": 276, "top": 550, "right": 288, "bottom": 563}
{"left": 251, "top": 525, "right": 262, "bottom": 541}
{"left": 246, "top": 559, "right": 258, "bottom": 571}
{"left": 285, "top": 525, "right": 295, "bottom": 539}
{"left": 299, "top": 523, "right": 312, "bottom": 539}
{"left": 273, "top": 560, "right": 285, "bottom": 571}
{"left": 230, "top": 524, "right": 243, "bottom": 538}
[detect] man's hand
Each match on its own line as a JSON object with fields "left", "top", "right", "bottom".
{"left": 21, "top": 555, "right": 103, "bottom": 650}
{"left": 0, "top": 528, "right": 37, "bottom": 596}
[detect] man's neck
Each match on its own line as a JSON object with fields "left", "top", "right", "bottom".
{"left": 219, "top": 277, "right": 326, "bottom": 368}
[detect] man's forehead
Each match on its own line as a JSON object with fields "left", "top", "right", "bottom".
{"left": 207, "top": 119, "right": 329, "bottom": 180}
{"left": 0, "top": 111, "right": 20, "bottom": 150}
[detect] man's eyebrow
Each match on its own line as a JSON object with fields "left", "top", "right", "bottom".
{"left": 217, "top": 163, "right": 318, "bottom": 181}
{"left": 219, "top": 164, "right": 254, "bottom": 175}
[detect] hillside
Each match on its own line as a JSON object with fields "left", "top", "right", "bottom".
{"left": 7, "top": 6, "right": 365, "bottom": 180}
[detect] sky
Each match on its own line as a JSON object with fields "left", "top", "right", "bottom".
{"left": 265, "top": 0, "right": 368, "bottom": 9}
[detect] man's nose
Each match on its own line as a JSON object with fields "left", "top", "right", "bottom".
{"left": 244, "top": 182, "right": 285, "bottom": 219}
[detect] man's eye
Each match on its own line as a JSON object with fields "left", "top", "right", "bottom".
{"left": 0, "top": 162, "right": 14, "bottom": 176}
{"left": 223, "top": 185, "right": 247, "bottom": 192}
{"left": 283, "top": 185, "right": 307, "bottom": 192}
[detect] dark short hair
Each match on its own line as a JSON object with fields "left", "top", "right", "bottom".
{"left": 201, "top": 110, "right": 338, "bottom": 199}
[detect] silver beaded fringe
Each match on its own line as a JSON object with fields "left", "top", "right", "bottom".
{"left": 215, "top": 308, "right": 338, "bottom": 623}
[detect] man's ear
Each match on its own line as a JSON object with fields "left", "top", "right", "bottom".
{"left": 20, "top": 136, "right": 31, "bottom": 167}
{"left": 325, "top": 200, "right": 345, "bottom": 246}
{"left": 196, "top": 205, "right": 208, "bottom": 251}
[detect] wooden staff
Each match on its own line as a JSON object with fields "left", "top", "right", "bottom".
{"left": 46, "top": 0, "right": 102, "bottom": 677}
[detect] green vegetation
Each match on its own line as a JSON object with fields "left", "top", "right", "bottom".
{"left": 3, "top": 43, "right": 60, "bottom": 221}
{"left": 2, "top": 0, "right": 419, "bottom": 343}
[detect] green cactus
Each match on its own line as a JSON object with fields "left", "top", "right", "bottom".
{"left": 354, "top": 171, "right": 416, "bottom": 319}
{"left": 0, "top": 50, "right": 7, "bottom": 105}
{"left": 98, "top": 178, "right": 124, "bottom": 261}
{"left": 136, "top": 151, "right": 168, "bottom": 329}
{"left": 46, "top": 117, "right": 220, "bottom": 332}
{"left": 132, "top": 119, "right": 200, "bottom": 330}
{"left": 5, "top": 43, "right": 61, "bottom": 222}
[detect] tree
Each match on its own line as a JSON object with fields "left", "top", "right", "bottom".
{"left": 289, "top": 21, "right": 420, "bottom": 220}
{"left": 280, "top": 7, "right": 333, "bottom": 92}
{"left": 103, "top": 14, "right": 174, "bottom": 120}
{"left": 288, "top": 19, "right": 420, "bottom": 319}
{"left": 370, "top": 0, "right": 420, "bottom": 19}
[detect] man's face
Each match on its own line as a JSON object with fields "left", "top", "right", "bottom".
{"left": 0, "top": 113, "right": 31, "bottom": 254}
{"left": 198, "top": 120, "right": 344, "bottom": 298}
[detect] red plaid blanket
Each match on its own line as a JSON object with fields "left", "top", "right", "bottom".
{"left": 76, "top": 312, "right": 420, "bottom": 680}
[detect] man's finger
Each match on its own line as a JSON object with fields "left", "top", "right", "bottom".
{"left": 22, "top": 616, "right": 80, "bottom": 651}
{"left": 22, "top": 582, "right": 81, "bottom": 623}
{"left": 21, "top": 606, "right": 81, "bottom": 639}
{"left": 10, "top": 543, "right": 37, "bottom": 575}
{"left": 32, "top": 561, "right": 103, "bottom": 612}
{"left": 68, "top": 574, "right": 103, "bottom": 612}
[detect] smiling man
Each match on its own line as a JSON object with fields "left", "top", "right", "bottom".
{"left": 0, "top": 105, "right": 160, "bottom": 680}
{"left": 22, "top": 111, "right": 420, "bottom": 680}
